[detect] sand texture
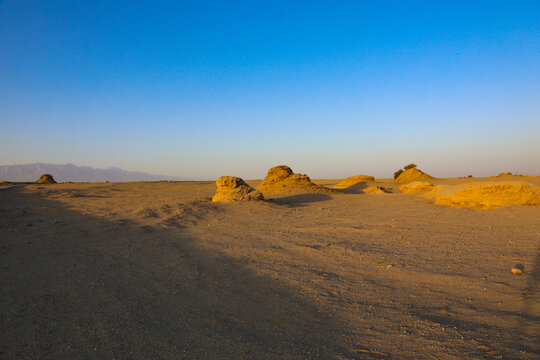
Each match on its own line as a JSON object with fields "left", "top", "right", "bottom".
{"left": 399, "top": 181, "right": 435, "bottom": 194}
{"left": 1, "top": 176, "right": 539, "bottom": 359}
{"left": 394, "top": 168, "right": 435, "bottom": 183}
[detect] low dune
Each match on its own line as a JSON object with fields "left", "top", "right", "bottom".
{"left": 399, "top": 181, "right": 434, "bottom": 194}
{"left": 363, "top": 185, "right": 390, "bottom": 194}
{"left": 424, "top": 181, "right": 540, "bottom": 209}
{"left": 333, "top": 175, "right": 375, "bottom": 189}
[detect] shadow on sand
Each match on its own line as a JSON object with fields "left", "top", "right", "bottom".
{"left": 269, "top": 193, "right": 334, "bottom": 207}
{"left": 335, "top": 182, "right": 369, "bottom": 194}
{"left": 0, "top": 187, "right": 351, "bottom": 359}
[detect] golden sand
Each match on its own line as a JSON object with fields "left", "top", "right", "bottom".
{"left": 424, "top": 181, "right": 540, "bottom": 209}
{"left": 399, "top": 181, "right": 434, "bottom": 194}
{"left": 363, "top": 185, "right": 389, "bottom": 194}
{"left": 333, "top": 175, "right": 375, "bottom": 189}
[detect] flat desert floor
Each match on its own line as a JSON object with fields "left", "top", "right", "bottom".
{"left": 1, "top": 177, "right": 539, "bottom": 359}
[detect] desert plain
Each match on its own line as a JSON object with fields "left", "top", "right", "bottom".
{"left": 1, "top": 172, "right": 539, "bottom": 359}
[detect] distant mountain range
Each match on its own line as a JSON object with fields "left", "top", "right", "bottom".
{"left": 0, "top": 163, "right": 184, "bottom": 182}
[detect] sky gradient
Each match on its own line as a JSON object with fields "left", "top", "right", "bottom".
{"left": 1, "top": 0, "right": 539, "bottom": 179}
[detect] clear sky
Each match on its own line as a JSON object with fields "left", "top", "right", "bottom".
{"left": 1, "top": 1, "right": 539, "bottom": 180}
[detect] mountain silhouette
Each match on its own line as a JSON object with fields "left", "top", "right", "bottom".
{"left": 0, "top": 163, "right": 184, "bottom": 182}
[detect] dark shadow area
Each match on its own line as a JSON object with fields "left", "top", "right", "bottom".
{"left": 0, "top": 187, "right": 352, "bottom": 359}
{"left": 409, "top": 308, "right": 509, "bottom": 334}
{"left": 268, "top": 193, "right": 334, "bottom": 207}
{"left": 58, "top": 191, "right": 110, "bottom": 198}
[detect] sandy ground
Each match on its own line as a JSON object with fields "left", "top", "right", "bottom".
{"left": 1, "top": 177, "right": 539, "bottom": 359}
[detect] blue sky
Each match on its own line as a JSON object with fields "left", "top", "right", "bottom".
{"left": 1, "top": 0, "right": 539, "bottom": 179}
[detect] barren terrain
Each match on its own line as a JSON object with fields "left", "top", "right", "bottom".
{"left": 1, "top": 176, "right": 539, "bottom": 359}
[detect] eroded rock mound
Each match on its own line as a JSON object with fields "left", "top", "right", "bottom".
{"left": 256, "top": 165, "right": 334, "bottom": 195}
{"left": 394, "top": 168, "right": 434, "bottom": 183}
{"left": 334, "top": 175, "right": 375, "bottom": 189}
{"left": 423, "top": 181, "right": 540, "bottom": 209}
{"left": 212, "top": 176, "right": 264, "bottom": 202}
{"left": 36, "top": 174, "right": 57, "bottom": 184}
{"left": 399, "top": 181, "right": 434, "bottom": 194}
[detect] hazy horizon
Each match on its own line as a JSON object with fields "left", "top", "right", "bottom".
{"left": 1, "top": 1, "right": 539, "bottom": 179}
{"left": 1, "top": 161, "right": 538, "bottom": 182}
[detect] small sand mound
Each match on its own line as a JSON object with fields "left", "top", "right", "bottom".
{"left": 424, "top": 182, "right": 540, "bottom": 209}
{"left": 36, "top": 174, "right": 57, "bottom": 184}
{"left": 394, "top": 168, "right": 434, "bottom": 183}
{"left": 256, "top": 165, "right": 334, "bottom": 195}
{"left": 334, "top": 175, "right": 375, "bottom": 189}
{"left": 363, "top": 186, "right": 390, "bottom": 194}
{"left": 212, "top": 176, "right": 264, "bottom": 202}
{"left": 399, "top": 181, "right": 434, "bottom": 194}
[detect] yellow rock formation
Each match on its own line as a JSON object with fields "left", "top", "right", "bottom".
{"left": 36, "top": 174, "right": 57, "bottom": 184}
{"left": 394, "top": 168, "right": 434, "bottom": 183}
{"left": 256, "top": 165, "right": 334, "bottom": 195}
{"left": 212, "top": 176, "right": 264, "bottom": 202}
